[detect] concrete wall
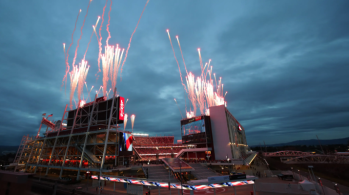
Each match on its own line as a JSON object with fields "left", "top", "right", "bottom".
{"left": 209, "top": 105, "right": 232, "bottom": 160}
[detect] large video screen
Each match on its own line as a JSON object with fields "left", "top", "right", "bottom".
{"left": 119, "top": 132, "right": 133, "bottom": 152}
{"left": 181, "top": 118, "right": 205, "bottom": 136}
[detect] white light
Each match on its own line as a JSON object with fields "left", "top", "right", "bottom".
{"left": 132, "top": 133, "right": 149, "bottom": 136}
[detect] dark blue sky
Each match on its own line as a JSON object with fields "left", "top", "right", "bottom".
{"left": 0, "top": 0, "right": 348, "bottom": 146}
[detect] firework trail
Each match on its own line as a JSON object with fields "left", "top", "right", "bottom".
{"left": 106, "top": 88, "right": 112, "bottom": 98}
{"left": 87, "top": 86, "right": 94, "bottom": 101}
{"left": 101, "top": 46, "right": 113, "bottom": 96}
{"left": 198, "top": 48, "right": 204, "bottom": 72}
{"left": 69, "top": 65, "right": 80, "bottom": 109}
{"left": 73, "top": 0, "right": 91, "bottom": 69}
{"left": 175, "top": 35, "right": 189, "bottom": 112}
{"left": 84, "top": 17, "right": 100, "bottom": 60}
{"left": 97, "top": 86, "right": 103, "bottom": 95}
{"left": 175, "top": 36, "right": 189, "bottom": 75}
{"left": 110, "top": 45, "right": 125, "bottom": 92}
{"left": 167, "top": 30, "right": 187, "bottom": 93}
{"left": 63, "top": 10, "right": 81, "bottom": 89}
{"left": 131, "top": 114, "right": 135, "bottom": 133}
{"left": 77, "top": 60, "right": 90, "bottom": 101}
{"left": 174, "top": 98, "right": 184, "bottom": 119}
{"left": 96, "top": 0, "right": 108, "bottom": 78}
{"left": 106, "top": 0, "right": 112, "bottom": 46}
{"left": 186, "top": 72, "right": 196, "bottom": 117}
{"left": 63, "top": 43, "right": 66, "bottom": 55}
{"left": 124, "top": 114, "right": 128, "bottom": 132}
{"left": 125, "top": 98, "right": 129, "bottom": 106}
{"left": 195, "top": 77, "right": 205, "bottom": 115}
{"left": 120, "top": 0, "right": 150, "bottom": 80}
{"left": 101, "top": 44, "right": 125, "bottom": 96}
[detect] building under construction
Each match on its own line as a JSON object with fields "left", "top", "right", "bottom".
{"left": 12, "top": 93, "right": 132, "bottom": 180}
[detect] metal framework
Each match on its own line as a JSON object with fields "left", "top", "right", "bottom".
{"left": 20, "top": 89, "right": 125, "bottom": 180}
{"left": 283, "top": 155, "right": 349, "bottom": 164}
{"left": 263, "top": 151, "right": 313, "bottom": 157}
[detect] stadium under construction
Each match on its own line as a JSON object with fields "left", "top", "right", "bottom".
{"left": 10, "top": 92, "right": 257, "bottom": 182}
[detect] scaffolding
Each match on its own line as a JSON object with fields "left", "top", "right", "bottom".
{"left": 20, "top": 90, "right": 128, "bottom": 180}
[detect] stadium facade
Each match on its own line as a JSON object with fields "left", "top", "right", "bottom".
{"left": 12, "top": 95, "right": 249, "bottom": 179}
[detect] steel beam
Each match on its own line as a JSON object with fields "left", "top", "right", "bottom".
{"left": 59, "top": 101, "right": 81, "bottom": 179}
{"left": 77, "top": 95, "right": 97, "bottom": 180}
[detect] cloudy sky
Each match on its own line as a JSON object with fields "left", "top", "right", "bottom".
{"left": 0, "top": 0, "right": 348, "bottom": 146}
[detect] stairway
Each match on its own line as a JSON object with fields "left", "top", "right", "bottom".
{"left": 75, "top": 145, "right": 100, "bottom": 163}
{"left": 189, "top": 163, "right": 220, "bottom": 180}
{"left": 145, "top": 165, "right": 178, "bottom": 183}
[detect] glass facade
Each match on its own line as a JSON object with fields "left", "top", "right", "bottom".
{"left": 182, "top": 119, "right": 205, "bottom": 136}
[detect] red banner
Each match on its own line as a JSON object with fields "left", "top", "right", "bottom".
{"left": 119, "top": 97, "right": 125, "bottom": 120}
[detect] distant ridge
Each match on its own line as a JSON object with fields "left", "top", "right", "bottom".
{"left": 0, "top": 146, "right": 18, "bottom": 156}
{"left": 251, "top": 137, "right": 349, "bottom": 147}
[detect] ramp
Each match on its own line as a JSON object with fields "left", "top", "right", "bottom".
{"left": 189, "top": 163, "right": 220, "bottom": 180}
{"left": 75, "top": 145, "right": 100, "bottom": 164}
{"left": 143, "top": 165, "right": 178, "bottom": 183}
{"left": 162, "top": 158, "right": 194, "bottom": 172}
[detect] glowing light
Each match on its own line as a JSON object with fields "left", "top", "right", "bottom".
{"left": 80, "top": 100, "right": 86, "bottom": 107}
{"left": 124, "top": 114, "right": 128, "bottom": 132}
{"left": 131, "top": 114, "right": 135, "bottom": 133}
{"left": 205, "top": 109, "right": 210, "bottom": 116}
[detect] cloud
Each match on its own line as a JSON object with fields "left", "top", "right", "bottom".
{"left": 0, "top": 0, "right": 348, "bottom": 147}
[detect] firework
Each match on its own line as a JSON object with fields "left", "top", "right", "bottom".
{"left": 198, "top": 48, "right": 203, "bottom": 72}
{"left": 124, "top": 114, "right": 128, "bottom": 132}
{"left": 105, "top": 0, "right": 112, "bottom": 46}
{"left": 63, "top": 10, "right": 81, "bottom": 89}
{"left": 96, "top": 0, "right": 108, "bottom": 78}
{"left": 186, "top": 72, "right": 196, "bottom": 116}
{"left": 131, "top": 114, "right": 135, "bottom": 133}
{"left": 195, "top": 77, "right": 205, "bottom": 115}
{"left": 84, "top": 16, "right": 101, "bottom": 60}
{"left": 63, "top": 43, "right": 65, "bottom": 54}
{"left": 72, "top": 0, "right": 91, "bottom": 68}
{"left": 167, "top": 30, "right": 187, "bottom": 94}
{"left": 69, "top": 66, "right": 80, "bottom": 109}
{"left": 120, "top": 0, "right": 150, "bottom": 80}
{"left": 174, "top": 98, "right": 183, "bottom": 118}
{"left": 100, "top": 44, "right": 125, "bottom": 96}
{"left": 77, "top": 60, "right": 90, "bottom": 101}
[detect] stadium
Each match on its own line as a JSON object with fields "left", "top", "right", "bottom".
{"left": 9, "top": 94, "right": 259, "bottom": 193}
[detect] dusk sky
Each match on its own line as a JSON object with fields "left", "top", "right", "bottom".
{"left": 0, "top": 0, "right": 348, "bottom": 146}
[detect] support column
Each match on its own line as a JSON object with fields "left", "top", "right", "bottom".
{"left": 25, "top": 140, "right": 37, "bottom": 172}
{"left": 47, "top": 105, "right": 68, "bottom": 176}
{"left": 100, "top": 88, "right": 117, "bottom": 177}
{"left": 77, "top": 96, "right": 97, "bottom": 180}
{"left": 34, "top": 139, "right": 46, "bottom": 174}
{"left": 60, "top": 102, "right": 81, "bottom": 179}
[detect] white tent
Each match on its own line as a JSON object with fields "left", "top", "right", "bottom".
{"left": 299, "top": 180, "right": 315, "bottom": 192}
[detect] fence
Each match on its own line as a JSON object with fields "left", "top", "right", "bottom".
{"left": 255, "top": 183, "right": 310, "bottom": 194}
{"left": 263, "top": 170, "right": 344, "bottom": 195}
